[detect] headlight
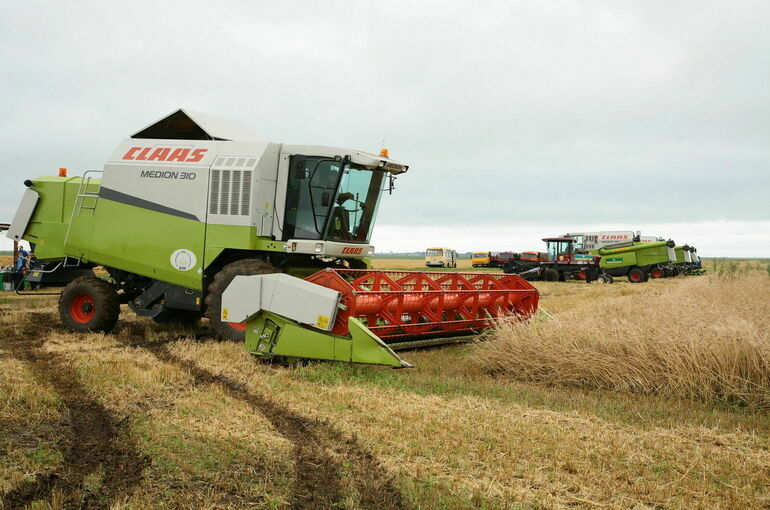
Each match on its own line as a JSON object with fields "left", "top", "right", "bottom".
{"left": 314, "top": 243, "right": 323, "bottom": 254}
{"left": 367, "top": 247, "right": 375, "bottom": 255}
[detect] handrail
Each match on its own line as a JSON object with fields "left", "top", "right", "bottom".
{"left": 62, "top": 170, "right": 103, "bottom": 256}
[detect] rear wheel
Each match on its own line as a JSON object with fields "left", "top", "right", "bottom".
{"left": 542, "top": 268, "right": 560, "bottom": 282}
{"left": 651, "top": 267, "right": 664, "bottom": 279}
{"left": 205, "top": 259, "right": 279, "bottom": 341}
{"left": 627, "top": 267, "right": 647, "bottom": 283}
{"left": 59, "top": 276, "right": 120, "bottom": 332}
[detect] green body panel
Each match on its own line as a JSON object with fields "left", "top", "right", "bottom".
{"left": 73, "top": 198, "right": 206, "bottom": 289}
{"left": 203, "top": 225, "right": 286, "bottom": 269}
{"left": 22, "top": 177, "right": 89, "bottom": 261}
{"left": 674, "top": 247, "right": 685, "bottom": 264}
{"left": 244, "top": 311, "right": 409, "bottom": 368}
{"left": 22, "top": 178, "right": 294, "bottom": 290}
{"left": 592, "top": 241, "right": 672, "bottom": 269}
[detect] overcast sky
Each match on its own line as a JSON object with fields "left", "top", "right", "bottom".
{"left": 1, "top": 1, "right": 769, "bottom": 256}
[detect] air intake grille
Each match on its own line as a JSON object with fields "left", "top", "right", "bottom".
{"left": 209, "top": 169, "right": 252, "bottom": 216}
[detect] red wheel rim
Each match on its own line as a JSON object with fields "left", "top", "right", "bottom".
{"left": 228, "top": 321, "right": 247, "bottom": 331}
{"left": 629, "top": 272, "right": 641, "bottom": 282}
{"left": 70, "top": 293, "right": 95, "bottom": 323}
{"left": 651, "top": 269, "right": 663, "bottom": 278}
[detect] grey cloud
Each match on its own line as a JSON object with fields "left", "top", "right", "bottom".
{"left": 1, "top": 1, "right": 768, "bottom": 238}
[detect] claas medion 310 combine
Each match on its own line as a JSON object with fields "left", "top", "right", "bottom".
{"left": 7, "top": 109, "right": 539, "bottom": 367}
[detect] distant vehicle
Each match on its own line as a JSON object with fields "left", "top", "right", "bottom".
{"left": 490, "top": 251, "right": 515, "bottom": 268}
{"left": 425, "top": 247, "right": 457, "bottom": 268}
{"left": 561, "top": 231, "right": 676, "bottom": 282}
{"left": 503, "top": 238, "right": 607, "bottom": 283}
{"left": 472, "top": 251, "right": 515, "bottom": 268}
{"left": 472, "top": 251, "right": 491, "bottom": 267}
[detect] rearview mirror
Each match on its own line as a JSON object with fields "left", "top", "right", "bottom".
{"left": 293, "top": 155, "right": 307, "bottom": 179}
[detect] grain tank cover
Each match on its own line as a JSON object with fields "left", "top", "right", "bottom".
{"left": 131, "top": 108, "right": 262, "bottom": 142}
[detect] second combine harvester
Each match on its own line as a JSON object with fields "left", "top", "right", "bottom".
{"left": 7, "top": 110, "right": 538, "bottom": 367}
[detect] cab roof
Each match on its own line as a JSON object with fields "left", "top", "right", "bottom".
{"left": 542, "top": 237, "right": 576, "bottom": 242}
{"left": 131, "top": 109, "right": 262, "bottom": 141}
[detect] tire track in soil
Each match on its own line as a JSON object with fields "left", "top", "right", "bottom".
{"left": 117, "top": 323, "right": 406, "bottom": 510}
{"left": 0, "top": 313, "right": 148, "bottom": 510}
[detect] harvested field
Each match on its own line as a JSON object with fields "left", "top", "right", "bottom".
{"left": 1, "top": 261, "right": 769, "bottom": 508}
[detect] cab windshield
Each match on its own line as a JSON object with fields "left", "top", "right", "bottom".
{"left": 546, "top": 241, "right": 573, "bottom": 261}
{"left": 284, "top": 156, "right": 385, "bottom": 243}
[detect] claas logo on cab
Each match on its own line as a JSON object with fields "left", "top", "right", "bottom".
{"left": 122, "top": 147, "right": 208, "bottom": 163}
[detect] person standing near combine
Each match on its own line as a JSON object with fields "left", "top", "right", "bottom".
{"left": 14, "top": 246, "right": 30, "bottom": 288}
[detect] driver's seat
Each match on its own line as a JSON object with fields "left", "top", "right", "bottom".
{"left": 328, "top": 206, "right": 353, "bottom": 240}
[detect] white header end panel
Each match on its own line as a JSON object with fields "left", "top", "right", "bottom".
{"left": 222, "top": 274, "right": 341, "bottom": 331}
{"left": 7, "top": 189, "right": 39, "bottom": 241}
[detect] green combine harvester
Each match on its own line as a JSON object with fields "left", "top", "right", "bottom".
{"left": 6, "top": 109, "right": 539, "bottom": 367}
{"left": 593, "top": 240, "right": 677, "bottom": 282}
{"left": 559, "top": 231, "right": 677, "bottom": 283}
{"left": 665, "top": 245, "right": 705, "bottom": 276}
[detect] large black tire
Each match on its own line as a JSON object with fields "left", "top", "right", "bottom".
{"left": 204, "top": 259, "right": 279, "bottom": 341}
{"left": 627, "top": 267, "right": 647, "bottom": 283}
{"left": 59, "top": 276, "right": 120, "bottom": 332}
{"left": 542, "top": 268, "right": 560, "bottom": 282}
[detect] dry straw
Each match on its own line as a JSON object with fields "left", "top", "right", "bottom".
{"left": 475, "top": 269, "right": 770, "bottom": 409}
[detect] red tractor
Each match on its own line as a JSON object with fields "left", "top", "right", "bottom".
{"left": 503, "top": 238, "right": 612, "bottom": 283}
